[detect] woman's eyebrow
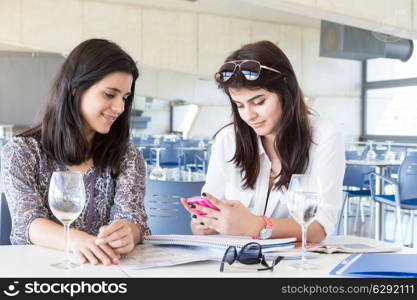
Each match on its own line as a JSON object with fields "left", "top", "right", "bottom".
{"left": 105, "top": 87, "right": 131, "bottom": 96}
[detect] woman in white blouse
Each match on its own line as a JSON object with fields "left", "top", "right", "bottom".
{"left": 181, "top": 41, "right": 345, "bottom": 242}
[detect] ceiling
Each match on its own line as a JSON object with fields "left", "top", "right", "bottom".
{"left": 92, "top": 0, "right": 320, "bottom": 27}
{"left": 0, "top": 0, "right": 320, "bottom": 53}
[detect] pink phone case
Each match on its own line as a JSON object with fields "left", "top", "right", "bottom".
{"left": 186, "top": 196, "right": 220, "bottom": 216}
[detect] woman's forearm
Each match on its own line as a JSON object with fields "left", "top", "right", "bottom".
{"left": 28, "top": 217, "right": 88, "bottom": 250}
{"left": 269, "top": 219, "right": 326, "bottom": 243}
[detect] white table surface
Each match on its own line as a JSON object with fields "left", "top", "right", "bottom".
{"left": 1, "top": 237, "right": 414, "bottom": 278}
{"left": 123, "top": 252, "right": 350, "bottom": 278}
{"left": 0, "top": 245, "right": 128, "bottom": 278}
{"left": 0, "top": 245, "right": 350, "bottom": 278}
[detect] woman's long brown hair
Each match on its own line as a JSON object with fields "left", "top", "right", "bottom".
{"left": 19, "top": 39, "right": 139, "bottom": 177}
{"left": 216, "top": 40, "right": 312, "bottom": 191}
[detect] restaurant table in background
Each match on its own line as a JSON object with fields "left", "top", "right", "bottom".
{"left": 345, "top": 160, "right": 402, "bottom": 240}
{"left": 176, "top": 146, "right": 208, "bottom": 174}
{"left": 175, "top": 147, "right": 207, "bottom": 151}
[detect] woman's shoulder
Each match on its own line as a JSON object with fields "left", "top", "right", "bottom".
{"left": 213, "top": 124, "right": 235, "bottom": 143}
{"left": 1, "top": 136, "right": 42, "bottom": 172}
{"left": 120, "top": 141, "right": 143, "bottom": 162}
{"left": 310, "top": 116, "right": 343, "bottom": 141}
{"left": 210, "top": 125, "right": 236, "bottom": 161}
{"left": 2, "top": 135, "right": 41, "bottom": 157}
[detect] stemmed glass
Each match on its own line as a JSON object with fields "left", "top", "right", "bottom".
{"left": 385, "top": 140, "right": 396, "bottom": 162}
{"left": 285, "top": 174, "right": 322, "bottom": 270}
{"left": 48, "top": 171, "right": 86, "bottom": 269}
{"left": 347, "top": 141, "right": 357, "bottom": 152}
{"left": 149, "top": 147, "right": 167, "bottom": 180}
{"left": 198, "top": 138, "right": 206, "bottom": 149}
{"left": 366, "top": 140, "right": 377, "bottom": 161}
{"left": 153, "top": 136, "right": 161, "bottom": 147}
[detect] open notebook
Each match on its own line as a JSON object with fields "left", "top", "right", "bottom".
{"left": 143, "top": 234, "right": 296, "bottom": 252}
{"left": 307, "top": 235, "right": 402, "bottom": 254}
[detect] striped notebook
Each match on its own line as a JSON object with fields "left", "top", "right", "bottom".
{"left": 143, "top": 234, "right": 296, "bottom": 252}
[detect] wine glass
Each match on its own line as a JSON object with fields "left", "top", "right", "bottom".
{"left": 285, "top": 174, "right": 323, "bottom": 270}
{"left": 366, "top": 140, "right": 377, "bottom": 161}
{"left": 153, "top": 136, "right": 161, "bottom": 147}
{"left": 198, "top": 138, "right": 206, "bottom": 149}
{"left": 48, "top": 171, "right": 86, "bottom": 269}
{"left": 384, "top": 140, "right": 396, "bottom": 162}
{"left": 149, "top": 147, "right": 167, "bottom": 180}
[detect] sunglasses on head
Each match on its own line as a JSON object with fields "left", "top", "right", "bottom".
{"left": 215, "top": 60, "right": 282, "bottom": 82}
{"left": 219, "top": 242, "right": 284, "bottom": 272}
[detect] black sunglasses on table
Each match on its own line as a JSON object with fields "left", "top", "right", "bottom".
{"left": 220, "top": 242, "right": 284, "bottom": 272}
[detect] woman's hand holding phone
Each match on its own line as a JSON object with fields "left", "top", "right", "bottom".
{"left": 180, "top": 196, "right": 219, "bottom": 235}
{"left": 185, "top": 196, "right": 220, "bottom": 216}
{"left": 181, "top": 193, "right": 262, "bottom": 236}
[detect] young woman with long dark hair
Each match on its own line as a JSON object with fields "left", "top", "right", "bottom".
{"left": 181, "top": 41, "right": 344, "bottom": 242}
{"left": 1, "top": 39, "right": 149, "bottom": 265}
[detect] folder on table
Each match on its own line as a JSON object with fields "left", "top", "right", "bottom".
{"left": 330, "top": 253, "right": 417, "bottom": 277}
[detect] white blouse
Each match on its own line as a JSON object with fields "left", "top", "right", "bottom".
{"left": 202, "top": 117, "right": 345, "bottom": 236}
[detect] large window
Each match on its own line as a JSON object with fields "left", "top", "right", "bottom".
{"left": 363, "top": 41, "right": 417, "bottom": 142}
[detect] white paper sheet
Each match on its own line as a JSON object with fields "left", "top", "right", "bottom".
{"left": 119, "top": 244, "right": 222, "bottom": 270}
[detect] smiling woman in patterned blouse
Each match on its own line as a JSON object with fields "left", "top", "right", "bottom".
{"left": 0, "top": 39, "right": 150, "bottom": 266}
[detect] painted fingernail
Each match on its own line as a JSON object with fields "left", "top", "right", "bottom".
{"left": 190, "top": 204, "right": 196, "bottom": 209}
{"left": 192, "top": 214, "right": 197, "bottom": 218}
{"left": 200, "top": 222, "right": 205, "bottom": 225}
{"left": 202, "top": 192, "right": 206, "bottom": 196}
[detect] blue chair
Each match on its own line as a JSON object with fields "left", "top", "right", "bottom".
{"left": 131, "top": 137, "right": 153, "bottom": 163}
{"left": 345, "top": 150, "right": 360, "bottom": 160}
{"left": 0, "top": 138, "right": 12, "bottom": 245}
{"left": 144, "top": 179, "right": 205, "bottom": 235}
{"left": 199, "top": 142, "right": 212, "bottom": 174}
{"left": 384, "top": 146, "right": 406, "bottom": 179}
{"left": 178, "top": 140, "right": 212, "bottom": 174}
{"left": 337, "top": 161, "right": 373, "bottom": 235}
{"left": 0, "top": 193, "right": 11, "bottom": 245}
{"left": 370, "top": 150, "right": 417, "bottom": 246}
{"left": 177, "top": 139, "right": 198, "bottom": 169}
{"left": 159, "top": 141, "right": 181, "bottom": 169}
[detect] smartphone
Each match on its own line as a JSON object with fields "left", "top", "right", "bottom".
{"left": 186, "top": 196, "right": 220, "bottom": 216}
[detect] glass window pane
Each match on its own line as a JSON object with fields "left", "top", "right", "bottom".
{"left": 367, "top": 41, "right": 417, "bottom": 81}
{"left": 366, "top": 86, "right": 417, "bottom": 136}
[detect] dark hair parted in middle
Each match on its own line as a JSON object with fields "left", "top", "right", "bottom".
{"left": 20, "top": 38, "right": 139, "bottom": 176}
{"left": 216, "top": 40, "right": 312, "bottom": 191}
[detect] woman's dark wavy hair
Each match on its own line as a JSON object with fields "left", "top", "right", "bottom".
{"left": 215, "top": 40, "right": 312, "bottom": 191}
{"left": 19, "top": 38, "right": 139, "bottom": 176}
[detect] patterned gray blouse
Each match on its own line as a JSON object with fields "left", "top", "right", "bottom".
{"left": 0, "top": 135, "right": 150, "bottom": 245}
